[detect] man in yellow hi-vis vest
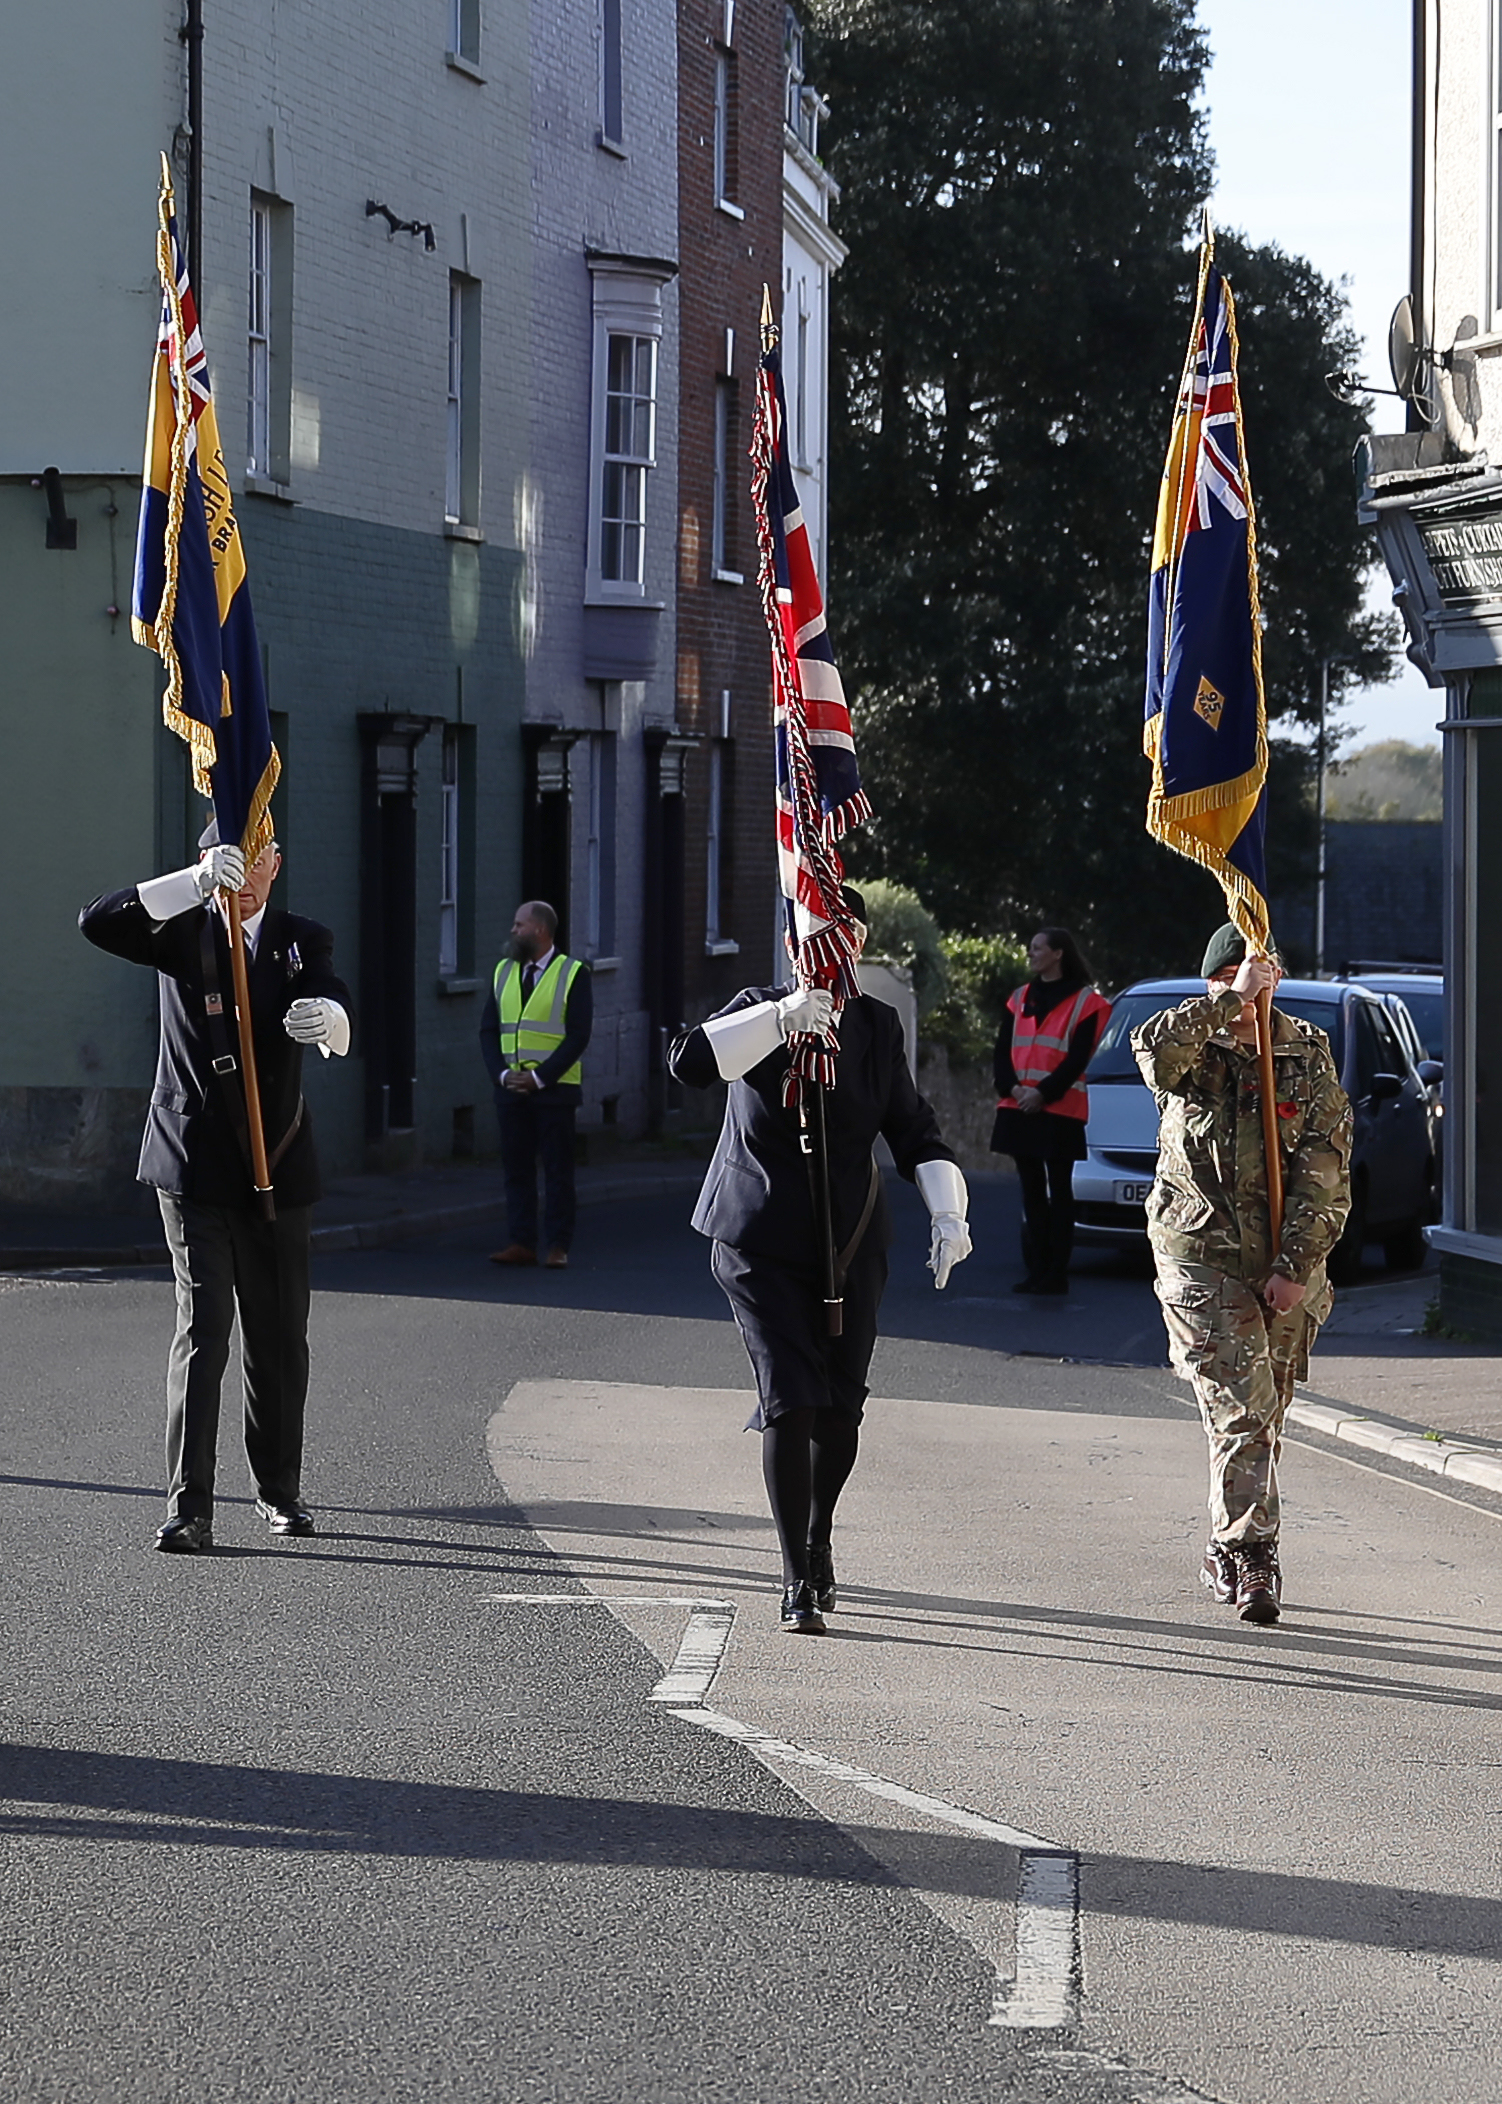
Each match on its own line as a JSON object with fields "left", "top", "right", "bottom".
{"left": 479, "top": 900, "right": 594, "bottom": 1268}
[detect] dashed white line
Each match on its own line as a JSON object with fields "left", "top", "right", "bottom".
{"left": 991, "top": 1851, "right": 1081, "bottom": 2029}
{"left": 483, "top": 1590, "right": 1081, "bottom": 2031}
{"left": 648, "top": 1606, "right": 736, "bottom": 1705}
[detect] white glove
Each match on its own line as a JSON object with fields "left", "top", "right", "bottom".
{"left": 775, "top": 987, "right": 835, "bottom": 1040}
{"left": 283, "top": 998, "right": 350, "bottom": 1059}
{"left": 915, "top": 1158, "right": 972, "bottom": 1290}
{"left": 702, "top": 1001, "right": 783, "bottom": 1081}
{"left": 192, "top": 845, "right": 247, "bottom": 899}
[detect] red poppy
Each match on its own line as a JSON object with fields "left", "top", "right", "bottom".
{"left": 1276, "top": 1100, "right": 1299, "bottom": 1120}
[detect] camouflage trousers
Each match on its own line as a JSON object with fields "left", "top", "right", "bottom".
{"left": 1153, "top": 1258, "right": 1333, "bottom": 1546}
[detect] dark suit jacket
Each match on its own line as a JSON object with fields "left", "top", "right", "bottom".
{"left": 478, "top": 956, "right": 594, "bottom": 1105}
{"left": 669, "top": 989, "right": 958, "bottom": 1266}
{"left": 80, "top": 890, "right": 352, "bottom": 1209}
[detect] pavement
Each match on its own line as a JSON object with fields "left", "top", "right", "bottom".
{"left": 5, "top": 1155, "right": 1496, "bottom": 1499}
{"left": 0, "top": 1147, "right": 711, "bottom": 1269}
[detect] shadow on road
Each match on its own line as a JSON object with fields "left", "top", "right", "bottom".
{"left": 2, "top": 1736, "right": 1496, "bottom": 1960}
{"left": 311, "top": 1178, "right": 1178, "bottom": 1370}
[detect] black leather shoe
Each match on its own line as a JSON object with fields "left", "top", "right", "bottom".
{"left": 807, "top": 1541, "right": 837, "bottom": 1615}
{"left": 155, "top": 1515, "right": 213, "bottom": 1554}
{"left": 255, "top": 1498, "right": 316, "bottom": 1537}
{"left": 779, "top": 1581, "right": 826, "bottom": 1635}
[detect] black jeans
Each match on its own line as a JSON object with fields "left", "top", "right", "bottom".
{"left": 1016, "top": 1156, "right": 1077, "bottom": 1285}
{"left": 157, "top": 1192, "right": 312, "bottom": 1519}
{"left": 495, "top": 1088, "right": 578, "bottom": 1253}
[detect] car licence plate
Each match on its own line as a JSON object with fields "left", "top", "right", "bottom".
{"left": 1115, "top": 1181, "right": 1153, "bottom": 1204}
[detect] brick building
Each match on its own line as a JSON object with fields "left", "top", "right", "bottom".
{"left": 0, "top": 0, "right": 842, "bottom": 1204}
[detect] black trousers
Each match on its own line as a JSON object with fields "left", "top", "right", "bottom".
{"left": 711, "top": 1237, "right": 889, "bottom": 1428}
{"left": 157, "top": 1192, "right": 312, "bottom": 1519}
{"left": 1016, "top": 1156, "right": 1077, "bottom": 1284}
{"left": 495, "top": 1089, "right": 578, "bottom": 1253}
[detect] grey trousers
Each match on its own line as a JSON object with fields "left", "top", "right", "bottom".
{"left": 157, "top": 1192, "right": 312, "bottom": 1519}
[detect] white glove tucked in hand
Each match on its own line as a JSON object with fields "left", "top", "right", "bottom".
{"left": 775, "top": 987, "right": 835, "bottom": 1041}
{"left": 283, "top": 998, "right": 350, "bottom": 1059}
{"left": 192, "top": 845, "right": 247, "bottom": 899}
{"left": 914, "top": 1157, "right": 972, "bottom": 1290}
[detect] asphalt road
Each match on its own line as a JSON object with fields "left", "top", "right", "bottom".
{"left": 0, "top": 1178, "right": 1494, "bottom": 2104}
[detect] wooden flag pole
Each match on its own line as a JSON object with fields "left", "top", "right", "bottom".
{"left": 224, "top": 888, "right": 276, "bottom": 1222}
{"left": 1254, "top": 979, "right": 1283, "bottom": 1256}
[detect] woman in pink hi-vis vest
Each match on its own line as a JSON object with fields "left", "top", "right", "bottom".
{"left": 991, "top": 928, "right": 1112, "bottom": 1295}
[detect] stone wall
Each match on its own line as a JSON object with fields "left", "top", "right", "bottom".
{"left": 915, "top": 1043, "right": 1008, "bottom": 1180}
{"left": 0, "top": 1087, "right": 153, "bottom": 1213}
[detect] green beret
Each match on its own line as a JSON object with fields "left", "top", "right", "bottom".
{"left": 1201, "top": 922, "right": 1280, "bottom": 977}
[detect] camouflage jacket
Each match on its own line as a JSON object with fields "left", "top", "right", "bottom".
{"left": 1132, "top": 988, "right": 1353, "bottom": 1286}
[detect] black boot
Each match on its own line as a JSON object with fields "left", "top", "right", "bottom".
{"left": 1232, "top": 1542, "right": 1282, "bottom": 1625}
{"left": 806, "top": 1542, "right": 837, "bottom": 1615}
{"left": 779, "top": 1581, "right": 826, "bottom": 1635}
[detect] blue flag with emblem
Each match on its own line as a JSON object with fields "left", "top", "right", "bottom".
{"left": 132, "top": 155, "right": 279, "bottom": 862}
{"left": 1144, "top": 229, "right": 1269, "bottom": 952}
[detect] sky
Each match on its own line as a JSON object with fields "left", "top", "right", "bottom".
{"left": 1196, "top": 0, "right": 1441, "bottom": 751}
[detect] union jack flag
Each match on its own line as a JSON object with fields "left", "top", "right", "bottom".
{"left": 1143, "top": 235, "right": 1269, "bottom": 952}
{"left": 750, "top": 335, "right": 871, "bottom": 1096}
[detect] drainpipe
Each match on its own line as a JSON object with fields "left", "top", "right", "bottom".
{"left": 180, "top": 0, "right": 201, "bottom": 273}
{"left": 1408, "top": 0, "right": 1426, "bottom": 433}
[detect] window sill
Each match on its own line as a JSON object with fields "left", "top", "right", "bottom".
{"left": 245, "top": 474, "right": 293, "bottom": 502}
{"left": 711, "top": 567, "right": 744, "bottom": 587}
{"left": 705, "top": 939, "right": 740, "bottom": 957}
{"left": 437, "top": 975, "right": 480, "bottom": 996}
{"left": 1427, "top": 1225, "right": 1502, "bottom": 1267}
{"left": 597, "top": 132, "right": 628, "bottom": 159}
{"left": 445, "top": 521, "right": 485, "bottom": 542}
{"left": 445, "top": 50, "right": 485, "bottom": 80}
{"left": 715, "top": 197, "right": 746, "bottom": 222}
{"left": 584, "top": 589, "right": 666, "bottom": 610}
{"left": 587, "top": 955, "right": 621, "bottom": 973}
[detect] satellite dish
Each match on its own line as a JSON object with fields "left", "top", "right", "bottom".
{"left": 1388, "top": 296, "right": 1442, "bottom": 426}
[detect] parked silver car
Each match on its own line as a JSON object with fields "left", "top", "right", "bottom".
{"left": 1074, "top": 977, "right": 1439, "bottom": 1285}
{"left": 1333, "top": 965, "right": 1445, "bottom": 1118}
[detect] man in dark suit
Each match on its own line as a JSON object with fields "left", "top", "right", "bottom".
{"left": 80, "top": 830, "right": 352, "bottom": 1553}
{"left": 479, "top": 900, "right": 593, "bottom": 1269}
{"left": 668, "top": 889, "right": 972, "bottom": 1634}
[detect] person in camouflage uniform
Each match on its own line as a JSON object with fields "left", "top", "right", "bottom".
{"left": 1132, "top": 924, "right": 1352, "bottom": 1624}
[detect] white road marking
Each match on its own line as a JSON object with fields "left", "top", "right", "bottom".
{"left": 481, "top": 1589, "right": 1081, "bottom": 2029}
{"left": 482, "top": 1593, "right": 733, "bottom": 1606}
{"left": 648, "top": 1606, "right": 736, "bottom": 1705}
{"left": 672, "top": 1703, "right": 1059, "bottom": 1853}
{"left": 990, "top": 1851, "right": 1081, "bottom": 2029}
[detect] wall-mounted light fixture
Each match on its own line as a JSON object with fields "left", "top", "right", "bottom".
{"left": 32, "top": 467, "right": 77, "bottom": 549}
{"left": 366, "top": 199, "right": 435, "bottom": 251}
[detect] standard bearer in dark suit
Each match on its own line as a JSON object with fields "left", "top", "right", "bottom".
{"left": 669, "top": 925, "right": 972, "bottom": 1634}
{"left": 80, "top": 834, "right": 352, "bottom": 1552}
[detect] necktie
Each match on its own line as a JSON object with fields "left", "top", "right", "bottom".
{"left": 523, "top": 964, "right": 537, "bottom": 1001}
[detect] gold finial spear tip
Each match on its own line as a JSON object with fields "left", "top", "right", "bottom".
{"left": 760, "top": 283, "right": 777, "bottom": 352}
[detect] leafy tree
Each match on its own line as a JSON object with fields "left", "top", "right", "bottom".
{"left": 808, "top": 0, "right": 1398, "bottom": 985}
{"left": 858, "top": 877, "right": 950, "bottom": 1013}
{"left": 1326, "top": 739, "right": 1442, "bottom": 823}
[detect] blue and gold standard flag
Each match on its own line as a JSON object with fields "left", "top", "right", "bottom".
{"left": 1144, "top": 233, "right": 1269, "bottom": 951}
{"left": 132, "top": 156, "right": 278, "bottom": 860}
